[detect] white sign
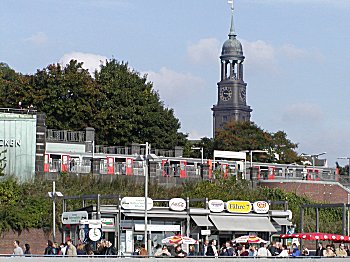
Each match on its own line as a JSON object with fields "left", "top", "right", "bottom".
{"left": 287, "top": 210, "right": 293, "bottom": 220}
{"left": 61, "top": 211, "right": 88, "bottom": 224}
{"left": 252, "top": 201, "right": 269, "bottom": 214}
{"left": 169, "top": 198, "right": 186, "bottom": 211}
{"left": 214, "top": 150, "right": 246, "bottom": 160}
{"left": 134, "top": 224, "right": 180, "bottom": 232}
{"left": 208, "top": 200, "right": 225, "bottom": 213}
{"left": 101, "top": 218, "right": 114, "bottom": 228}
{"left": 121, "top": 197, "right": 153, "bottom": 210}
{"left": 126, "top": 230, "right": 133, "bottom": 253}
{"left": 201, "top": 230, "right": 211, "bottom": 236}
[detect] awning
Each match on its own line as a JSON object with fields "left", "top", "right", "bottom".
{"left": 273, "top": 217, "right": 292, "bottom": 226}
{"left": 191, "top": 216, "right": 213, "bottom": 227}
{"left": 209, "top": 215, "right": 277, "bottom": 232}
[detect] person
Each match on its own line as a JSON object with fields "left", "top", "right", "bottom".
{"left": 164, "top": 161, "right": 170, "bottom": 176}
{"left": 139, "top": 244, "right": 148, "bottom": 256}
{"left": 202, "top": 239, "right": 209, "bottom": 256}
{"left": 24, "top": 243, "right": 31, "bottom": 256}
{"left": 132, "top": 246, "right": 140, "bottom": 256}
{"left": 104, "top": 241, "right": 117, "bottom": 256}
{"left": 188, "top": 245, "right": 196, "bottom": 256}
{"left": 13, "top": 240, "right": 24, "bottom": 256}
{"left": 324, "top": 245, "right": 335, "bottom": 257}
{"left": 219, "top": 241, "right": 234, "bottom": 256}
{"left": 239, "top": 244, "right": 249, "bottom": 256}
{"left": 85, "top": 243, "right": 95, "bottom": 256}
{"left": 248, "top": 245, "right": 257, "bottom": 257}
{"left": 155, "top": 245, "right": 171, "bottom": 257}
{"left": 77, "top": 243, "right": 86, "bottom": 256}
{"left": 206, "top": 239, "right": 218, "bottom": 257}
{"left": 316, "top": 242, "right": 325, "bottom": 256}
{"left": 291, "top": 243, "right": 300, "bottom": 257}
{"left": 302, "top": 245, "right": 309, "bottom": 256}
{"left": 66, "top": 239, "right": 77, "bottom": 257}
{"left": 174, "top": 245, "right": 187, "bottom": 257}
{"left": 268, "top": 241, "right": 278, "bottom": 256}
{"left": 44, "top": 240, "right": 56, "bottom": 255}
{"left": 278, "top": 244, "right": 289, "bottom": 257}
{"left": 59, "top": 243, "right": 67, "bottom": 256}
{"left": 336, "top": 243, "right": 347, "bottom": 257}
{"left": 257, "top": 242, "right": 271, "bottom": 257}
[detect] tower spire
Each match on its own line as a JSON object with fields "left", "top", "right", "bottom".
{"left": 228, "top": 0, "right": 237, "bottom": 38}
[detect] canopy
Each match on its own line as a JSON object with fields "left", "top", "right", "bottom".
{"left": 280, "top": 233, "right": 350, "bottom": 243}
{"left": 162, "top": 235, "right": 198, "bottom": 245}
{"left": 234, "top": 235, "right": 267, "bottom": 244}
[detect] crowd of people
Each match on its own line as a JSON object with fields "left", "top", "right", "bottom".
{"left": 10, "top": 238, "right": 350, "bottom": 258}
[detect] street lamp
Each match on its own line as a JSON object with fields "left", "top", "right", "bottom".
{"left": 302, "top": 152, "right": 326, "bottom": 179}
{"left": 48, "top": 181, "right": 63, "bottom": 242}
{"left": 337, "top": 157, "right": 350, "bottom": 182}
{"left": 191, "top": 147, "right": 204, "bottom": 164}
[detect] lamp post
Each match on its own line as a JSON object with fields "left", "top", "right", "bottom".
{"left": 337, "top": 157, "right": 350, "bottom": 182}
{"left": 302, "top": 152, "right": 326, "bottom": 179}
{"left": 191, "top": 147, "right": 204, "bottom": 164}
{"left": 48, "top": 181, "right": 63, "bottom": 242}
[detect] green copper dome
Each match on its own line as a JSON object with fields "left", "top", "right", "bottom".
{"left": 221, "top": 36, "right": 243, "bottom": 58}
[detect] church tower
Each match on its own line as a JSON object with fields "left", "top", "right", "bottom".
{"left": 212, "top": 1, "right": 252, "bottom": 136}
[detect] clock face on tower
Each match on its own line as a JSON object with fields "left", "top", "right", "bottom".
{"left": 220, "top": 86, "right": 232, "bottom": 101}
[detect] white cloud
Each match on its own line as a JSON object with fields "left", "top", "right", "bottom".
{"left": 187, "top": 38, "right": 220, "bottom": 65}
{"left": 282, "top": 103, "right": 324, "bottom": 123}
{"left": 25, "top": 32, "right": 48, "bottom": 46}
{"left": 59, "top": 52, "right": 108, "bottom": 75}
{"left": 144, "top": 67, "right": 206, "bottom": 106}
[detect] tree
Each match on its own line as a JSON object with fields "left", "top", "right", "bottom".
{"left": 213, "top": 120, "right": 299, "bottom": 164}
{"left": 0, "top": 60, "right": 187, "bottom": 149}
{"left": 94, "top": 59, "right": 187, "bottom": 148}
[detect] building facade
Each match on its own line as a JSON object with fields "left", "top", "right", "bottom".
{"left": 212, "top": 3, "right": 252, "bottom": 136}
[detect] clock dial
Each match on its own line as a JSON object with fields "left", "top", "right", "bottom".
{"left": 89, "top": 228, "right": 102, "bottom": 241}
{"left": 220, "top": 87, "right": 232, "bottom": 101}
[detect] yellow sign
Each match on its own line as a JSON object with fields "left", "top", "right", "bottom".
{"left": 226, "top": 200, "right": 252, "bottom": 213}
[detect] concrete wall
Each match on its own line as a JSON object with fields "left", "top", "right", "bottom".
{"left": 260, "top": 180, "right": 350, "bottom": 204}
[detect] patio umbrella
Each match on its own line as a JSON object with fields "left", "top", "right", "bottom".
{"left": 280, "top": 233, "right": 350, "bottom": 243}
{"left": 162, "top": 235, "right": 198, "bottom": 245}
{"left": 233, "top": 235, "right": 267, "bottom": 244}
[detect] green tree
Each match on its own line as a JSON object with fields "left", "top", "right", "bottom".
{"left": 94, "top": 59, "right": 187, "bottom": 148}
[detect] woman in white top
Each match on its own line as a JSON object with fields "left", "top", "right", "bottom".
{"left": 278, "top": 244, "right": 290, "bottom": 257}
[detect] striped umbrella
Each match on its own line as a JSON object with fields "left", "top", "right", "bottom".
{"left": 162, "top": 235, "right": 198, "bottom": 245}
{"left": 234, "top": 235, "right": 267, "bottom": 244}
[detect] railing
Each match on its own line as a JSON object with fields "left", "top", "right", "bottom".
{"left": 46, "top": 129, "right": 85, "bottom": 142}
{"left": 0, "top": 107, "right": 37, "bottom": 114}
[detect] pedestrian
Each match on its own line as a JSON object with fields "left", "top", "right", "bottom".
{"left": 248, "top": 245, "right": 257, "bottom": 257}
{"left": 155, "top": 245, "right": 171, "bottom": 257}
{"left": 44, "top": 240, "right": 55, "bottom": 255}
{"left": 257, "top": 242, "right": 271, "bottom": 257}
{"left": 239, "top": 244, "right": 249, "bottom": 256}
{"left": 85, "top": 243, "right": 95, "bottom": 256}
{"left": 324, "top": 245, "right": 335, "bottom": 257}
{"left": 316, "top": 242, "right": 325, "bottom": 256}
{"left": 206, "top": 239, "right": 218, "bottom": 257}
{"left": 302, "top": 245, "right": 309, "bottom": 256}
{"left": 132, "top": 246, "right": 140, "bottom": 256}
{"left": 24, "top": 243, "right": 31, "bottom": 256}
{"left": 66, "top": 239, "right": 77, "bottom": 257}
{"left": 202, "top": 239, "right": 209, "bottom": 256}
{"left": 336, "top": 243, "right": 347, "bottom": 257}
{"left": 77, "top": 243, "right": 86, "bottom": 256}
{"left": 291, "top": 243, "right": 301, "bottom": 257}
{"left": 104, "top": 241, "right": 117, "bottom": 256}
{"left": 13, "top": 240, "right": 24, "bottom": 256}
{"left": 139, "top": 244, "right": 148, "bottom": 256}
{"left": 174, "top": 245, "right": 187, "bottom": 257}
{"left": 188, "top": 245, "right": 196, "bottom": 256}
{"left": 278, "top": 244, "right": 289, "bottom": 257}
{"left": 59, "top": 243, "right": 67, "bottom": 256}
{"left": 219, "top": 241, "right": 234, "bottom": 256}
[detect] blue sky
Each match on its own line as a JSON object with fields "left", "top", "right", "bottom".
{"left": 1, "top": 0, "right": 350, "bottom": 167}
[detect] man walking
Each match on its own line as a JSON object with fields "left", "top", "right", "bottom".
{"left": 66, "top": 239, "right": 77, "bottom": 257}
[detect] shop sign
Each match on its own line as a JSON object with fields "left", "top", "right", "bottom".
{"left": 135, "top": 224, "right": 181, "bottom": 232}
{"left": 226, "top": 200, "right": 252, "bottom": 213}
{"left": 61, "top": 211, "right": 88, "bottom": 224}
{"left": 101, "top": 218, "right": 114, "bottom": 228}
{"left": 252, "top": 201, "right": 269, "bottom": 214}
{"left": 201, "top": 229, "right": 211, "bottom": 236}
{"left": 169, "top": 198, "right": 186, "bottom": 211}
{"left": 287, "top": 210, "right": 293, "bottom": 220}
{"left": 208, "top": 200, "right": 225, "bottom": 213}
{"left": 121, "top": 197, "right": 153, "bottom": 210}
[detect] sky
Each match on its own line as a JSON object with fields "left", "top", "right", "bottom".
{"left": 1, "top": 0, "right": 350, "bottom": 167}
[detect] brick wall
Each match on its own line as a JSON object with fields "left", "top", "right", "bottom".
{"left": 260, "top": 180, "right": 350, "bottom": 203}
{"left": 0, "top": 229, "right": 62, "bottom": 255}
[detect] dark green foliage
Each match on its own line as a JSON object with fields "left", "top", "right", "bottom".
{"left": 0, "top": 60, "right": 187, "bottom": 149}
